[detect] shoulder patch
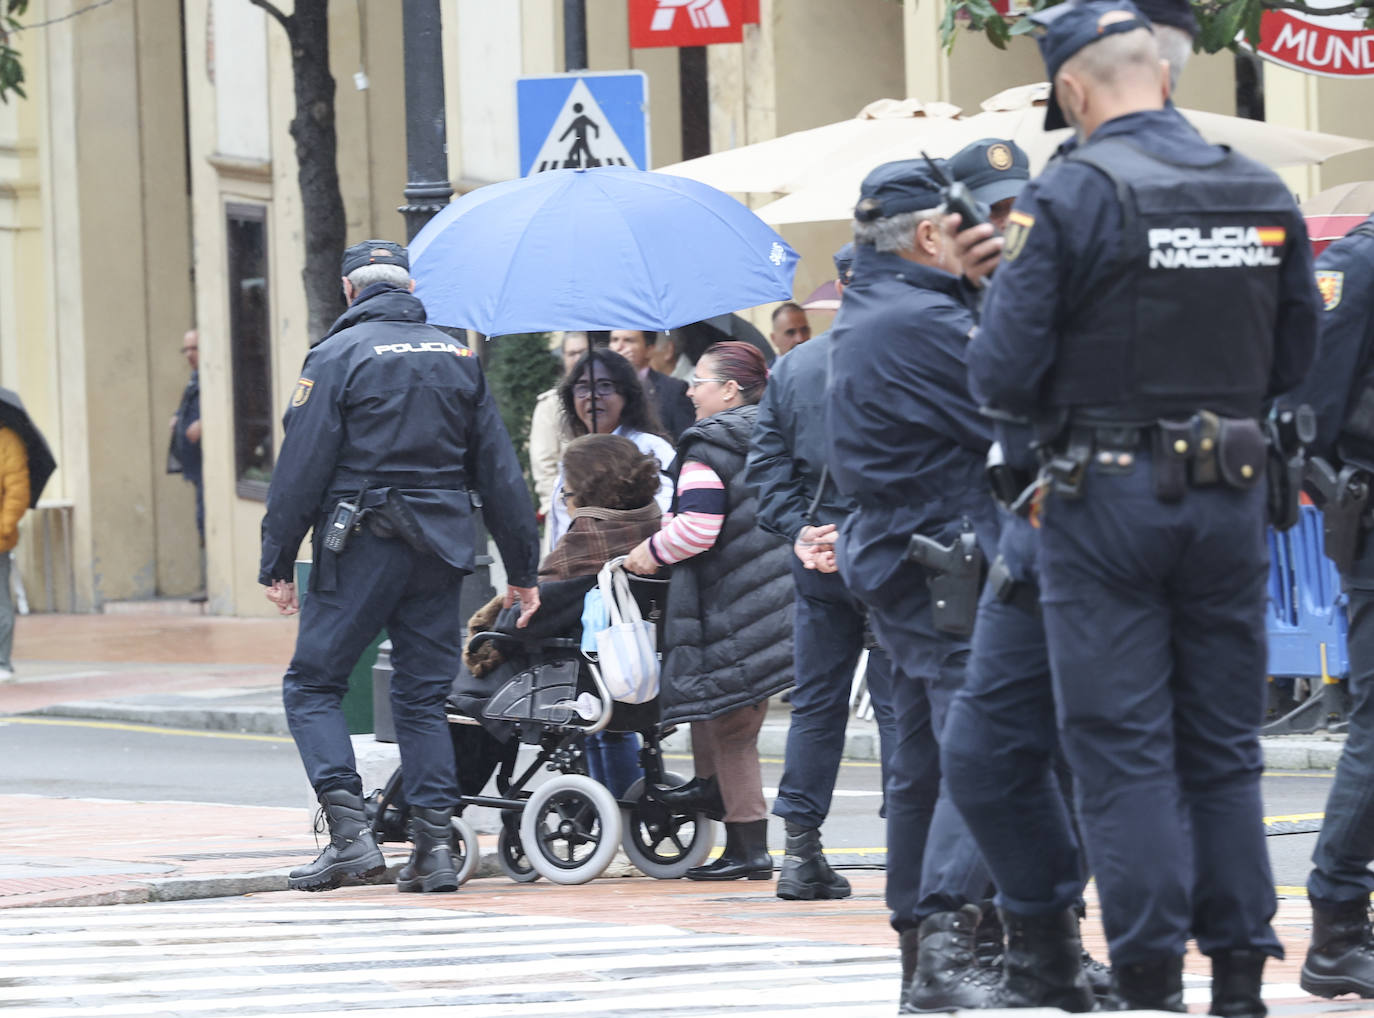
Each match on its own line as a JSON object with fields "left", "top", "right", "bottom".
{"left": 454, "top": 345, "right": 474, "bottom": 357}
{"left": 1003, "top": 210, "right": 1035, "bottom": 262}
{"left": 291, "top": 378, "right": 314, "bottom": 407}
{"left": 1316, "top": 269, "right": 1344, "bottom": 311}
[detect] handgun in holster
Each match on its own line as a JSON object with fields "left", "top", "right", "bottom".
{"left": 1265, "top": 405, "right": 1316, "bottom": 532}
{"left": 904, "top": 522, "right": 984, "bottom": 638}
{"left": 1305, "top": 456, "right": 1371, "bottom": 574}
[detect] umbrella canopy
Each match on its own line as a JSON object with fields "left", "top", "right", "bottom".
{"left": 675, "top": 312, "right": 777, "bottom": 366}
{"left": 1302, "top": 181, "right": 1374, "bottom": 216}
{"left": 409, "top": 167, "right": 800, "bottom": 336}
{"left": 1305, "top": 214, "right": 1369, "bottom": 256}
{"left": 800, "top": 278, "right": 840, "bottom": 312}
{"left": 0, "top": 387, "right": 56, "bottom": 507}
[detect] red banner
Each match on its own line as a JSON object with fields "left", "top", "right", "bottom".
{"left": 1256, "top": 5, "right": 1374, "bottom": 78}
{"left": 629, "top": 0, "right": 748, "bottom": 48}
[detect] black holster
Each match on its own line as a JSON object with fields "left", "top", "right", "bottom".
{"left": 904, "top": 523, "right": 984, "bottom": 638}
{"left": 365, "top": 489, "right": 436, "bottom": 556}
{"left": 1306, "top": 457, "right": 1371, "bottom": 574}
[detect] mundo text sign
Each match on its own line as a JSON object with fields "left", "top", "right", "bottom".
{"left": 1256, "top": 0, "right": 1374, "bottom": 78}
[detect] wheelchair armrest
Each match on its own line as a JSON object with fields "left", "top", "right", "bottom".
{"left": 466, "top": 630, "right": 582, "bottom": 656}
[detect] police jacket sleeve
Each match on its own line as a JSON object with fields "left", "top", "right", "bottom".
{"left": 259, "top": 353, "right": 345, "bottom": 585}
{"left": 745, "top": 359, "right": 809, "bottom": 542}
{"left": 1267, "top": 215, "right": 1321, "bottom": 402}
{"left": 467, "top": 369, "right": 541, "bottom": 588}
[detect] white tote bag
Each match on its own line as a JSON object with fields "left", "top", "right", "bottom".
{"left": 590, "top": 557, "right": 660, "bottom": 704}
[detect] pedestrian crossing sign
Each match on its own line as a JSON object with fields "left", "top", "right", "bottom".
{"left": 517, "top": 72, "right": 650, "bottom": 176}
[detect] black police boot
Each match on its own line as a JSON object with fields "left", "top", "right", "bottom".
{"left": 898, "top": 927, "right": 921, "bottom": 1011}
{"left": 1302, "top": 896, "right": 1374, "bottom": 998}
{"left": 1081, "top": 947, "right": 1113, "bottom": 1002}
{"left": 288, "top": 789, "right": 386, "bottom": 892}
{"left": 395, "top": 806, "right": 459, "bottom": 893}
{"left": 656, "top": 774, "right": 726, "bottom": 820}
{"left": 1211, "top": 948, "right": 1268, "bottom": 1018}
{"left": 686, "top": 819, "right": 772, "bottom": 881}
{"left": 776, "top": 822, "right": 851, "bottom": 900}
{"left": 975, "top": 904, "right": 1004, "bottom": 970}
{"left": 987, "top": 907, "right": 1095, "bottom": 1011}
{"left": 904, "top": 904, "right": 998, "bottom": 1012}
{"left": 1107, "top": 955, "right": 1186, "bottom": 1011}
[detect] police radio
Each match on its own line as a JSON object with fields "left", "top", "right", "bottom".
{"left": 922, "top": 151, "right": 989, "bottom": 232}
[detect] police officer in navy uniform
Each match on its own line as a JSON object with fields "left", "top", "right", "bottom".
{"left": 1281, "top": 214, "right": 1374, "bottom": 998}
{"left": 966, "top": 3, "right": 1319, "bottom": 1011}
{"left": 262, "top": 240, "right": 541, "bottom": 894}
{"left": 746, "top": 243, "right": 897, "bottom": 904}
{"left": 825, "top": 162, "right": 1000, "bottom": 1011}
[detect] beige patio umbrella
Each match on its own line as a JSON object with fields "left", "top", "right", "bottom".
{"left": 753, "top": 85, "right": 1374, "bottom": 225}
{"left": 1302, "top": 180, "right": 1374, "bottom": 216}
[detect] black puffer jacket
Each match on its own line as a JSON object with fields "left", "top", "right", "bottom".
{"left": 661, "top": 404, "right": 794, "bottom": 725}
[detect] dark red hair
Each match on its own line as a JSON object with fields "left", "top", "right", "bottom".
{"left": 701, "top": 341, "right": 768, "bottom": 405}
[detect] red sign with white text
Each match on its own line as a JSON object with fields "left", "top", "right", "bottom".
{"left": 628, "top": 0, "right": 751, "bottom": 48}
{"left": 1256, "top": 0, "right": 1374, "bottom": 78}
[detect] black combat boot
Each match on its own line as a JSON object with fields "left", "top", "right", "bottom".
{"left": 686, "top": 819, "right": 772, "bottom": 881}
{"left": 1302, "top": 896, "right": 1374, "bottom": 998}
{"left": 656, "top": 774, "right": 726, "bottom": 820}
{"left": 288, "top": 789, "right": 386, "bottom": 892}
{"left": 1211, "top": 948, "right": 1268, "bottom": 1017}
{"left": 898, "top": 927, "right": 921, "bottom": 1010}
{"left": 395, "top": 806, "right": 459, "bottom": 893}
{"left": 1107, "top": 955, "right": 1186, "bottom": 1011}
{"left": 904, "top": 904, "right": 998, "bottom": 1012}
{"left": 776, "top": 822, "right": 851, "bottom": 900}
{"left": 986, "top": 907, "right": 1095, "bottom": 1011}
{"left": 975, "top": 904, "right": 1004, "bottom": 969}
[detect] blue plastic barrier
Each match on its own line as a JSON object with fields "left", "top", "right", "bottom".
{"left": 1266, "top": 505, "right": 1349, "bottom": 680}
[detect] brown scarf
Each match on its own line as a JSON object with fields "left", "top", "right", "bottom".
{"left": 539, "top": 502, "right": 663, "bottom": 580}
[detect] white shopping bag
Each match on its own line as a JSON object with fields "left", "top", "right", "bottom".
{"left": 590, "top": 557, "right": 660, "bottom": 704}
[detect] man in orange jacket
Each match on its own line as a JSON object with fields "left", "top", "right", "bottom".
{"left": 0, "top": 424, "right": 28, "bottom": 681}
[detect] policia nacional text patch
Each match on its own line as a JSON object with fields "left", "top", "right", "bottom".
{"left": 1316, "top": 269, "right": 1344, "bottom": 311}
{"left": 1002, "top": 210, "right": 1035, "bottom": 262}
{"left": 292, "top": 378, "right": 314, "bottom": 407}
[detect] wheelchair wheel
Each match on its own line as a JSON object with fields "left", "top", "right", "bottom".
{"left": 449, "top": 815, "right": 481, "bottom": 886}
{"left": 620, "top": 771, "right": 717, "bottom": 879}
{"left": 497, "top": 819, "right": 539, "bottom": 883}
{"left": 519, "top": 773, "right": 623, "bottom": 885}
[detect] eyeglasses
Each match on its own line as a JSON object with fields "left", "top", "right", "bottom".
{"left": 560, "top": 489, "right": 577, "bottom": 504}
{"left": 572, "top": 379, "right": 618, "bottom": 399}
{"left": 687, "top": 376, "right": 727, "bottom": 389}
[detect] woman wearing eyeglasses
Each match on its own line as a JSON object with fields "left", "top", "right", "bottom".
{"left": 623, "top": 342, "right": 795, "bottom": 881}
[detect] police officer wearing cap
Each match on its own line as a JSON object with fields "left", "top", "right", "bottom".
{"left": 1281, "top": 213, "right": 1374, "bottom": 999}
{"left": 746, "top": 243, "right": 897, "bottom": 904}
{"left": 967, "top": 2, "right": 1319, "bottom": 1010}
{"left": 825, "top": 161, "right": 1000, "bottom": 1011}
{"left": 262, "top": 239, "right": 541, "bottom": 895}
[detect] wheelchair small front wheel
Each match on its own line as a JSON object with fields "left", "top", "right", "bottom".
{"left": 497, "top": 818, "right": 539, "bottom": 883}
{"left": 519, "top": 773, "right": 622, "bottom": 885}
{"left": 620, "top": 771, "right": 717, "bottom": 879}
{"left": 449, "top": 815, "right": 481, "bottom": 886}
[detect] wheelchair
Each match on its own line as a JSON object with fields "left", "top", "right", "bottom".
{"left": 365, "top": 569, "right": 718, "bottom": 886}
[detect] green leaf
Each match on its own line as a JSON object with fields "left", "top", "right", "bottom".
{"left": 965, "top": 0, "right": 1000, "bottom": 20}
{"left": 986, "top": 13, "right": 1011, "bottom": 47}
{"left": 941, "top": 0, "right": 960, "bottom": 49}
{"left": 1243, "top": 0, "right": 1264, "bottom": 46}
{"left": 1009, "top": 15, "right": 1038, "bottom": 33}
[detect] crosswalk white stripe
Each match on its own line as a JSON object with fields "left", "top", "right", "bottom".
{"left": 0, "top": 961, "right": 901, "bottom": 1018}
{"left": 0, "top": 905, "right": 513, "bottom": 928}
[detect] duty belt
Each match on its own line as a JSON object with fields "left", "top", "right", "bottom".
{"left": 334, "top": 468, "right": 467, "bottom": 490}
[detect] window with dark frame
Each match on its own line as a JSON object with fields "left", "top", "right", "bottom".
{"left": 226, "top": 203, "right": 274, "bottom": 499}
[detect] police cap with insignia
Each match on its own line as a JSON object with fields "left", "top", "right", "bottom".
{"left": 854, "top": 159, "right": 946, "bottom": 222}
{"left": 833, "top": 242, "right": 855, "bottom": 282}
{"left": 1032, "top": 0, "right": 1153, "bottom": 131}
{"left": 947, "top": 139, "right": 1030, "bottom": 207}
{"left": 341, "top": 239, "right": 410, "bottom": 276}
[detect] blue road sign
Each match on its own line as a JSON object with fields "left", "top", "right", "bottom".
{"left": 517, "top": 71, "right": 650, "bottom": 176}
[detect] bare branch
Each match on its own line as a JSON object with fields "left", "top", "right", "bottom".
{"left": 245, "top": 0, "right": 292, "bottom": 34}
{"left": 1260, "top": 0, "right": 1369, "bottom": 12}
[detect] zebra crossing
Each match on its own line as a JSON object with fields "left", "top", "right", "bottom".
{"left": 0, "top": 898, "right": 1320, "bottom": 1016}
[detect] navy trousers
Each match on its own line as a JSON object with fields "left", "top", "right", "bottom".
{"left": 1038, "top": 461, "right": 1280, "bottom": 964}
{"left": 773, "top": 559, "right": 897, "bottom": 829}
{"left": 283, "top": 527, "right": 464, "bottom": 810}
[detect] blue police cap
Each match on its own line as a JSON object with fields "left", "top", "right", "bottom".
{"left": 855, "top": 159, "right": 946, "bottom": 222}
{"left": 833, "top": 243, "right": 855, "bottom": 281}
{"left": 1133, "top": 0, "right": 1198, "bottom": 37}
{"left": 341, "top": 239, "right": 410, "bottom": 277}
{"left": 947, "top": 139, "right": 1030, "bottom": 207}
{"left": 1032, "top": 0, "right": 1153, "bottom": 131}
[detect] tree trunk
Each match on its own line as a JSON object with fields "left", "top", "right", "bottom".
{"left": 284, "top": 1, "right": 346, "bottom": 344}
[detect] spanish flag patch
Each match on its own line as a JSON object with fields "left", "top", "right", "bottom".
{"left": 1255, "top": 227, "right": 1287, "bottom": 247}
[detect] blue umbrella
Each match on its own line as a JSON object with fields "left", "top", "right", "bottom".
{"left": 409, "top": 167, "right": 800, "bottom": 336}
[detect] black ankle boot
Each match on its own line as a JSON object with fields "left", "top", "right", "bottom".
{"left": 905, "top": 904, "right": 998, "bottom": 1012}
{"left": 776, "top": 822, "right": 850, "bottom": 900}
{"left": 1108, "top": 955, "right": 1185, "bottom": 1011}
{"left": 1303, "top": 896, "right": 1374, "bottom": 998}
{"left": 899, "top": 927, "right": 921, "bottom": 1010}
{"left": 987, "top": 907, "right": 1095, "bottom": 1012}
{"left": 395, "top": 806, "right": 458, "bottom": 893}
{"left": 657, "top": 775, "right": 726, "bottom": 820}
{"left": 975, "top": 904, "right": 1004, "bottom": 969}
{"left": 686, "top": 819, "right": 772, "bottom": 881}
{"left": 289, "top": 789, "right": 386, "bottom": 892}
{"left": 1211, "top": 948, "right": 1268, "bottom": 1017}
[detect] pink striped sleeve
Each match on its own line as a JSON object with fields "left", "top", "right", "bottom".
{"left": 650, "top": 460, "right": 727, "bottom": 565}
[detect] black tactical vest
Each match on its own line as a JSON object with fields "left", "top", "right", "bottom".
{"left": 1050, "top": 138, "right": 1296, "bottom": 422}
{"left": 1333, "top": 224, "right": 1374, "bottom": 468}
